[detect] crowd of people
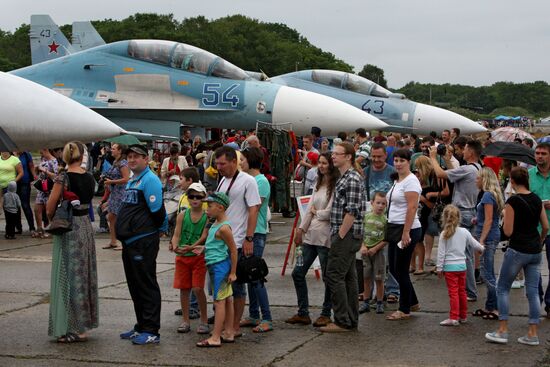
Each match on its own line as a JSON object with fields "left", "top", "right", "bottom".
{"left": 1, "top": 124, "right": 549, "bottom": 348}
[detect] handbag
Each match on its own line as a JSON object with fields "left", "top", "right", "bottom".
{"left": 46, "top": 173, "right": 73, "bottom": 235}
{"left": 431, "top": 191, "right": 445, "bottom": 225}
{"left": 205, "top": 153, "right": 218, "bottom": 179}
{"left": 236, "top": 256, "right": 269, "bottom": 284}
{"left": 384, "top": 183, "right": 405, "bottom": 242}
{"left": 33, "top": 177, "right": 54, "bottom": 193}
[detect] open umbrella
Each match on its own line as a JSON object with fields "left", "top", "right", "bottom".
{"left": 0, "top": 127, "right": 17, "bottom": 151}
{"left": 104, "top": 134, "right": 141, "bottom": 146}
{"left": 482, "top": 142, "right": 536, "bottom": 165}
{"left": 537, "top": 136, "right": 550, "bottom": 144}
{"left": 491, "top": 127, "right": 537, "bottom": 147}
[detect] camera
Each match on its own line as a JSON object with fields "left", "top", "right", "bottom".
{"left": 437, "top": 144, "right": 447, "bottom": 156}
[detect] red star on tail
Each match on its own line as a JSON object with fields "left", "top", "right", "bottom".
{"left": 48, "top": 41, "right": 60, "bottom": 54}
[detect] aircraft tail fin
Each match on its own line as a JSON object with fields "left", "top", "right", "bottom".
{"left": 30, "top": 15, "right": 74, "bottom": 64}
{"left": 72, "top": 21, "right": 105, "bottom": 50}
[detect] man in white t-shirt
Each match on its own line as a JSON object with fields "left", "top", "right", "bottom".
{"left": 214, "top": 146, "right": 261, "bottom": 336}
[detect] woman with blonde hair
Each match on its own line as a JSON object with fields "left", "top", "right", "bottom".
{"left": 472, "top": 167, "right": 505, "bottom": 320}
{"left": 437, "top": 205, "right": 484, "bottom": 326}
{"left": 412, "top": 156, "right": 449, "bottom": 274}
{"left": 46, "top": 141, "right": 98, "bottom": 342}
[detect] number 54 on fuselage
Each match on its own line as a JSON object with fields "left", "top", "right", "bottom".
{"left": 11, "top": 40, "right": 387, "bottom": 135}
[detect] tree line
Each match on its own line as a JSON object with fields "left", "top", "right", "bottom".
{"left": 0, "top": 13, "right": 548, "bottom": 118}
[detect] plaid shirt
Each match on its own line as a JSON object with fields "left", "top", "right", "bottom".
{"left": 330, "top": 168, "right": 367, "bottom": 239}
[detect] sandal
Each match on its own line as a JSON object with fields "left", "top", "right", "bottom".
{"left": 252, "top": 320, "right": 273, "bottom": 333}
{"left": 57, "top": 332, "right": 88, "bottom": 343}
{"left": 472, "top": 309, "right": 487, "bottom": 317}
{"left": 102, "top": 243, "right": 118, "bottom": 249}
{"left": 409, "top": 268, "right": 416, "bottom": 273}
{"left": 196, "top": 339, "right": 221, "bottom": 348}
{"left": 386, "top": 294, "right": 398, "bottom": 304}
{"left": 482, "top": 311, "right": 499, "bottom": 320}
{"left": 386, "top": 311, "right": 411, "bottom": 321}
{"left": 177, "top": 322, "right": 191, "bottom": 333}
{"left": 413, "top": 270, "right": 426, "bottom": 275}
{"left": 220, "top": 335, "right": 235, "bottom": 343}
{"left": 31, "top": 230, "right": 40, "bottom": 238}
{"left": 240, "top": 317, "right": 260, "bottom": 327}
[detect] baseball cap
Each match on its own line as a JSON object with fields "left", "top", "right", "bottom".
{"left": 225, "top": 142, "right": 240, "bottom": 151}
{"left": 204, "top": 191, "right": 230, "bottom": 209}
{"left": 307, "top": 151, "right": 319, "bottom": 165}
{"left": 168, "top": 175, "right": 180, "bottom": 182}
{"left": 187, "top": 182, "right": 207, "bottom": 195}
{"left": 128, "top": 144, "right": 148, "bottom": 157}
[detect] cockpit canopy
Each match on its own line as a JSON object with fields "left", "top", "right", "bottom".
{"left": 310, "top": 70, "right": 391, "bottom": 98}
{"left": 127, "top": 40, "right": 250, "bottom": 80}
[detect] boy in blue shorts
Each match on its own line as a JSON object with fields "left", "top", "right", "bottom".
{"left": 359, "top": 192, "right": 388, "bottom": 314}
{"left": 196, "top": 192, "right": 237, "bottom": 348}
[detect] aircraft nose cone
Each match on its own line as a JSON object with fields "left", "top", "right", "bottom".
{"left": 272, "top": 86, "right": 387, "bottom": 135}
{"left": 1, "top": 72, "right": 123, "bottom": 150}
{"left": 413, "top": 103, "right": 486, "bottom": 135}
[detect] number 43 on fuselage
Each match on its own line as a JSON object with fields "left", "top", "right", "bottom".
{"left": 269, "top": 70, "right": 486, "bottom": 135}
{"left": 10, "top": 40, "right": 387, "bottom": 135}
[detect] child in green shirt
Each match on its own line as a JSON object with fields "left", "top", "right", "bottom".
{"left": 359, "top": 192, "right": 388, "bottom": 314}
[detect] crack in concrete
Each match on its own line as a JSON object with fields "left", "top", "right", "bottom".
{"left": 263, "top": 332, "right": 322, "bottom": 367}
{"left": 0, "top": 294, "right": 49, "bottom": 317}
{"left": 0, "top": 354, "right": 205, "bottom": 366}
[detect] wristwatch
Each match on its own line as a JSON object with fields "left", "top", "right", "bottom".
{"left": 245, "top": 236, "right": 254, "bottom": 242}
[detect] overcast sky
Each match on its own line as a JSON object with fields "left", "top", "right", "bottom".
{"left": 2, "top": 0, "right": 548, "bottom": 88}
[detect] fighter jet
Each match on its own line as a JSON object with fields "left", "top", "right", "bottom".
{"left": 269, "top": 70, "right": 486, "bottom": 135}
{"left": 0, "top": 72, "right": 124, "bottom": 150}
{"left": 13, "top": 38, "right": 387, "bottom": 136}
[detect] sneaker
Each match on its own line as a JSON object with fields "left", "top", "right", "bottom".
{"left": 189, "top": 309, "right": 201, "bottom": 320}
{"left": 196, "top": 323, "right": 210, "bottom": 335}
{"left": 312, "top": 315, "right": 331, "bottom": 327}
{"left": 120, "top": 329, "right": 140, "bottom": 340}
{"left": 358, "top": 302, "right": 371, "bottom": 314}
{"left": 285, "top": 314, "right": 312, "bottom": 325}
{"left": 440, "top": 318, "right": 460, "bottom": 326}
{"left": 467, "top": 297, "right": 477, "bottom": 302}
{"left": 485, "top": 331, "right": 508, "bottom": 344}
{"left": 376, "top": 303, "right": 384, "bottom": 314}
{"left": 459, "top": 318, "right": 468, "bottom": 324}
{"left": 517, "top": 335, "right": 539, "bottom": 346}
{"left": 132, "top": 332, "right": 160, "bottom": 345}
{"left": 511, "top": 280, "right": 522, "bottom": 289}
{"left": 96, "top": 227, "right": 109, "bottom": 233}
{"left": 177, "top": 322, "right": 191, "bottom": 333}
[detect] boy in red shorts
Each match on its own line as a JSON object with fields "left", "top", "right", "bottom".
{"left": 170, "top": 182, "right": 210, "bottom": 334}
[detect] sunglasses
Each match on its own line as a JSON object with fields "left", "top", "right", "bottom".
{"left": 188, "top": 194, "right": 206, "bottom": 200}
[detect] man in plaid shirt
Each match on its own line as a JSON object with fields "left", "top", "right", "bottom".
{"left": 321, "top": 142, "right": 366, "bottom": 332}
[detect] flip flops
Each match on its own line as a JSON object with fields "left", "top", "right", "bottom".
{"left": 472, "top": 309, "right": 487, "bottom": 317}
{"left": 196, "top": 339, "right": 221, "bottom": 348}
{"left": 386, "top": 311, "right": 411, "bottom": 321}
{"left": 482, "top": 312, "right": 499, "bottom": 320}
{"left": 102, "top": 243, "right": 118, "bottom": 249}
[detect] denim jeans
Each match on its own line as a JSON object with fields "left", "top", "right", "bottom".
{"left": 481, "top": 240, "right": 498, "bottom": 312}
{"left": 16, "top": 182, "right": 34, "bottom": 232}
{"left": 459, "top": 209, "right": 477, "bottom": 299}
{"left": 291, "top": 243, "right": 331, "bottom": 317}
{"left": 542, "top": 237, "right": 550, "bottom": 310}
{"left": 388, "top": 227, "right": 422, "bottom": 314}
{"left": 246, "top": 234, "right": 272, "bottom": 321}
{"left": 326, "top": 232, "right": 362, "bottom": 329}
{"left": 497, "top": 247, "right": 542, "bottom": 324}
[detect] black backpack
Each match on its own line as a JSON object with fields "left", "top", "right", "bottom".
{"left": 236, "top": 256, "right": 269, "bottom": 284}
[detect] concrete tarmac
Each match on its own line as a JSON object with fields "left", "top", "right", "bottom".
{"left": 0, "top": 212, "right": 549, "bottom": 367}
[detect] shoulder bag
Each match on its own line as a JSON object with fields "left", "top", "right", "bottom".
{"left": 46, "top": 173, "right": 73, "bottom": 235}
{"left": 205, "top": 153, "right": 218, "bottom": 179}
{"left": 384, "top": 183, "right": 405, "bottom": 243}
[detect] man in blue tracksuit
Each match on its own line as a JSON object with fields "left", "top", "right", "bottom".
{"left": 116, "top": 144, "right": 167, "bottom": 345}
